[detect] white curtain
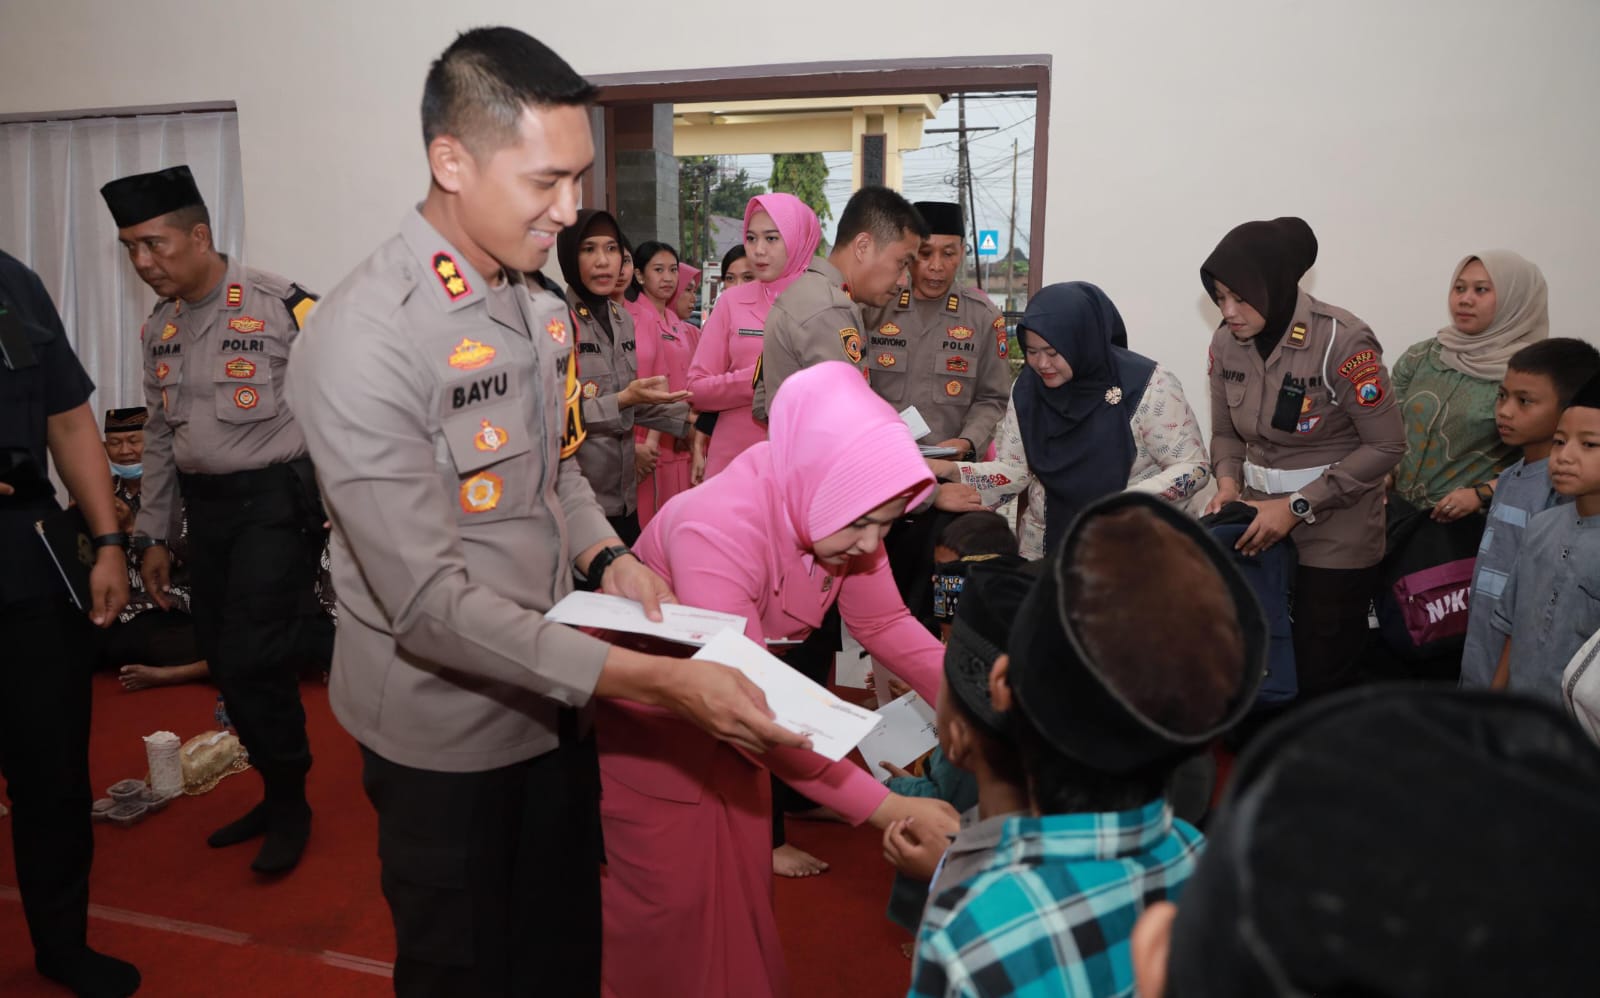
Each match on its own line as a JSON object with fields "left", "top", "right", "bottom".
{"left": 0, "top": 110, "right": 244, "bottom": 419}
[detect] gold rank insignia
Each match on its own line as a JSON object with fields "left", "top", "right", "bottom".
{"left": 898, "top": 289, "right": 912, "bottom": 309}
{"left": 448, "top": 337, "right": 496, "bottom": 371}
{"left": 233, "top": 386, "right": 259, "bottom": 409}
{"left": 945, "top": 379, "right": 963, "bottom": 397}
{"left": 459, "top": 472, "right": 503, "bottom": 513}
{"left": 547, "top": 318, "right": 567, "bottom": 345}
{"left": 160, "top": 323, "right": 178, "bottom": 341}
{"left": 576, "top": 304, "right": 591, "bottom": 319}
{"left": 229, "top": 316, "right": 265, "bottom": 334}
{"left": 225, "top": 357, "right": 256, "bottom": 380}
{"left": 1289, "top": 322, "right": 1308, "bottom": 344}
{"left": 947, "top": 325, "right": 974, "bottom": 340}
{"left": 946, "top": 356, "right": 969, "bottom": 374}
{"left": 473, "top": 419, "right": 508, "bottom": 453}
{"left": 878, "top": 322, "right": 902, "bottom": 337}
{"left": 583, "top": 380, "right": 599, "bottom": 400}
{"left": 839, "top": 327, "right": 863, "bottom": 364}
{"left": 155, "top": 362, "right": 170, "bottom": 381}
{"left": 1300, "top": 395, "right": 1314, "bottom": 415}
{"left": 433, "top": 252, "right": 471, "bottom": 301}
{"left": 946, "top": 294, "right": 960, "bottom": 313}
{"left": 876, "top": 352, "right": 897, "bottom": 367}
{"left": 225, "top": 284, "right": 243, "bottom": 308}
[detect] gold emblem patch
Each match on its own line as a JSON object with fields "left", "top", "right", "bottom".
{"left": 473, "top": 419, "right": 508, "bottom": 453}
{"left": 876, "top": 352, "right": 897, "bottom": 367}
{"left": 448, "top": 338, "right": 496, "bottom": 371}
{"left": 839, "top": 327, "right": 863, "bottom": 364}
{"left": 155, "top": 362, "right": 170, "bottom": 381}
{"left": 228, "top": 316, "right": 265, "bottom": 334}
{"left": 225, "top": 357, "right": 256, "bottom": 380}
{"left": 160, "top": 323, "right": 178, "bottom": 341}
{"left": 878, "top": 322, "right": 902, "bottom": 338}
{"left": 582, "top": 381, "right": 599, "bottom": 400}
{"left": 945, "top": 379, "right": 962, "bottom": 397}
{"left": 546, "top": 318, "right": 567, "bottom": 345}
{"left": 947, "top": 325, "right": 974, "bottom": 340}
{"left": 459, "top": 472, "right": 503, "bottom": 513}
{"left": 233, "top": 386, "right": 259, "bottom": 409}
{"left": 946, "top": 356, "right": 969, "bottom": 374}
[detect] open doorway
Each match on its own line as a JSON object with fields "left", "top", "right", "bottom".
{"left": 586, "top": 56, "right": 1049, "bottom": 330}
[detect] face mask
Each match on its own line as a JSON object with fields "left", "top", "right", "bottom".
{"left": 110, "top": 461, "right": 143, "bottom": 479}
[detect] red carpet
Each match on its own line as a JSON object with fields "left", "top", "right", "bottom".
{"left": 1, "top": 674, "right": 914, "bottom": 996}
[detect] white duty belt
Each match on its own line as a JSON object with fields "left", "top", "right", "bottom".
{"left": 1242, "top": 461, "right": 1330, "bottom": 495}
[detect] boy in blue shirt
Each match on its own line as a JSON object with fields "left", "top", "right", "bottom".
{"left": 910, "top": 495, "right": 1265, "bottom": 998}
{"left": 1461, "top": 339, "right": 1600, "bottom": 687}
{"left": 1492, "top": 372, "right": 1600, "bottom": 702}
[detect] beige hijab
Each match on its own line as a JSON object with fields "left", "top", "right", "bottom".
{"left": 1435, "top": 250, "right": 1549, "bottom": 379}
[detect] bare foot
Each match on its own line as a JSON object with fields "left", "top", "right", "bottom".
{"left": 119, "top": 661, "right": 207, "bottom": 691}
{"left": 773, "top": 843, "right": 829, "bottom": 878}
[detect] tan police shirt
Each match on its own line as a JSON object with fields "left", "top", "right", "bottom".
{"left": 1208, "top": 290, "right": 1405, "bottom": 569}
{"left": 566, "top": 291, "right": 690, "bottom": 517}
{"left": 285, "top": 209, "right": 615, "bottom": 772}
{"left": 860, "top": 285, "right": 1012, "bottom": 454}
{"left": 750, "top": 257, "right": 866, "bottom": 421}
{"left": 134, "top": 257, "right": 315, "bottom": 541}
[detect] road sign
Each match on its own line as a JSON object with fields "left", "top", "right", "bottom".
{"left": 976, "top": 229, "right": 1000, "bottom": 257}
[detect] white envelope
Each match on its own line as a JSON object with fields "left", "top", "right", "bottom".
{"left": 545, "top": 590, "right": 746, "bottom": 647}
{"left": 856, "top": 691, "right": 940, "bottom": 782}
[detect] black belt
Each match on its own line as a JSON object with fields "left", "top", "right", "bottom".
{"left": 179, "top": 457, "right": 312, "bottom": 500}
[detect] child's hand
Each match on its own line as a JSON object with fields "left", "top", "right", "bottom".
{"left": 882, "top": 816, "right": 950, "bottom": 881}
{"left": 880, "top": 761, "right": 915, "bottom": 780}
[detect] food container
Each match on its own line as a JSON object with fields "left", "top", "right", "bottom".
{"left": 108, "top": 779, "right": 147, "bottom": 803}
{"left": 91, "top": 798, "right": 116, "bottom": 822}
{"left": 106, "top": 801, "right": 149, "bottom": 827}
{"left": 139, "top": 787, "right": 174, "bottom": 813}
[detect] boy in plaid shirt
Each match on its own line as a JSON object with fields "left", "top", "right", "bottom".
{"left": 909, "top": 494, "right": 1264, "bottom": 997}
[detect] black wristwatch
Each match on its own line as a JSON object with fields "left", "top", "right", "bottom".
{"left": 130, "top": 536, "right": 166, "bottom": 551}
{"left": 1474, "top": 483, "right": 1495, "bottom": 508}
{"left": 92, "top": 532, "right": 129, "bottom": 549}
{"left": 586, "top": 544, "right": 634, "bottom": 586}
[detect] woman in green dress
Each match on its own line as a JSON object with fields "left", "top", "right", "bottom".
{"left": 1390, "top": 250, "right": 1548, "bottom": 520}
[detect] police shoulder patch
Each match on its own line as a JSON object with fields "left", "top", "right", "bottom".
{"left": 839, "top": 327, "right": 863, "bottom": 364}
{"left": 283, "top": 284, "right": 319, "bottom": 330}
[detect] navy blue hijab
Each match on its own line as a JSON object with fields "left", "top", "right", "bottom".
{"left": 1013, "top": 282, "right": 1157, "bottom": 555}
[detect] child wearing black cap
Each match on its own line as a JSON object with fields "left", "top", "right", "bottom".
{"left": 880, "top": 560, "right": 1033, "bottom": 940}
{"left": 1490, "top": 371, "right": 1600, "bottom": 702}
{"left": 910, "top": 494, "right": 1265, "bottom": 998}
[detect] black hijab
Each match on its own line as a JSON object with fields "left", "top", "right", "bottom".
{"left": 557, "top": 209, "right": 626, "bottom": 338}
{"left": 1200, "top": 216, "right": 1318, "bottom": 359}
{"left": 1012, "top": 282, "right": 1157, "bottom": 555}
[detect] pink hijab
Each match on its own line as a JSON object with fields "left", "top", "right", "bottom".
{"left": 745, "top": 193, "right": 821, "bottom": 298}
{"left": 668, "top": 262, "right": 701, "bottom": 314}
{"left": 766, "top": 361, "right": 934, "bottom": 545}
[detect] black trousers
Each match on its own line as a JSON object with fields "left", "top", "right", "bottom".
{"left": 1293, "top": 563, "right": 1382, "bottom": 700}
{"left": 361, "top": 727, "right": 603, "bottom": 997}
{"left": 771, "top": 607, "right": 840, "bottom": 848}
{"left": 97, "top": 608, "right": 200, "bottom": 669}
{"left": 0, "top": 596, "right": 94, "bottom": 958}
{"left": 884, "top": 508, "right": 956, "bottom": 631}
{"left": 181, "top": 463, "right": 322, "bottom": 789}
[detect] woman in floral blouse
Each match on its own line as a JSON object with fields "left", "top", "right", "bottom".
{"left": 930, "top": 282, "right": 1211, "bottom": 559}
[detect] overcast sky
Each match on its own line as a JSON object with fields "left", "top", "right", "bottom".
{"left": 723, "top": 92, "right": 1037, "bottom": 253}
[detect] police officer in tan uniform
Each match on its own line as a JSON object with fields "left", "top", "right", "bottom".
{"left": 751, "top": 186, "right": 927, "bottom": 422}
{"left": 860, "top": 202, "right": 1011, "bottom": 460}
{"left": 1200, "top": 217, "right": 1405, "bottom": 700}
{"left": 102, "top": 165, "right": 324, "bottom": 876}
{"left": 557, "top": 209, "right": 690, "bottom": 545}
{"left": 284, "top": 28, "right": 802, "bottom": 996}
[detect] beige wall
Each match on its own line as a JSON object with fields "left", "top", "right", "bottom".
{"left": 3, "top": 0, "right": 1597, "bottom": 422}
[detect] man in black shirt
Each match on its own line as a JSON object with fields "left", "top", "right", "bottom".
{"left": 0, "top": 247, "right": 140, "bottom": 997}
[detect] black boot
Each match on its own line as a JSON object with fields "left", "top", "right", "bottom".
{"left": 36, "top": 945, "right": 141, "bottom": 997}
{"left": 251, "top": 771, "right": 311, "bottom": 875}
{"left": 206, "top": 800, "right": 269, "bottom": 848}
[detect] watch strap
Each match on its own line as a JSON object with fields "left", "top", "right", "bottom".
{"left": 92, "top": 532, "right": 129, "bottom": 549}
{"left": 588, "top": 544, "right": 633, "bottom": 586}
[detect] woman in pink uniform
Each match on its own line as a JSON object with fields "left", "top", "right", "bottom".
{"left": 686, "top": 194, "right": 821, "bottom": 479}
{"left": 598, "top": 362, "right": 959, "bottom": 998}
{"left": 631, "top": 243, "right": 700, "bottom": 525}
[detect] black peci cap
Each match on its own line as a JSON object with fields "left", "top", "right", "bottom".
{"left": 942, "top": 557, "right": 1038, "bottom": 739}
{"left": 1006, "top": 492, "right": 1266, "bottom": 774}
{"left": 913, "top": 201, "right": 964, "bottom": 238}
{"left": 100, "top": 165, "right": 206, "bottom": 229}
{"left": 103, "top": 406, "right": 148, "bottom": 432}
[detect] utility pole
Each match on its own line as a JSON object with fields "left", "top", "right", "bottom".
{"left": 701, "top": 161, "right": 714, "bottom": 270}
{"left": 956, "top": 95, "right": 972, "bottom": 286}
{"left": 1004, "top": 138, "right": 1018, "bottom": 311}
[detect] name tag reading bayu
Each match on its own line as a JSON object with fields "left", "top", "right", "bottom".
{"left": 451, "top": 371, "right": 510, "bottom": 409}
